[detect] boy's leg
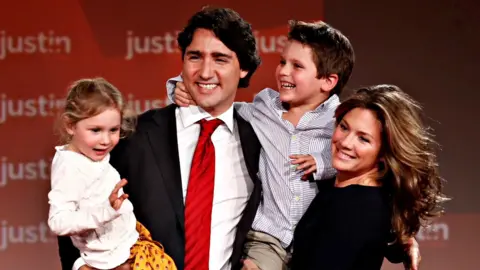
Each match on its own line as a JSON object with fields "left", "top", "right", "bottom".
{"left": 244, "top": 230, "right": 289, "bottom": 270}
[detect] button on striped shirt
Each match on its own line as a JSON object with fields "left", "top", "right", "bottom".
{"left": 234, "top": 88, "right": 339, "bottom": 248}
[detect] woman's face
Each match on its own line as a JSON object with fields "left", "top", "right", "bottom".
{"left": 331, "top": 108, "right": 383, "bottom": 176}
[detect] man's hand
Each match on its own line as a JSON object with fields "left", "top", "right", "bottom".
{"left": 109, "top": 178, "right": 129, "bottom": 210}
{"left": 79, "top": 265, "right": 94, "bottom": 270}
{"left": 290, "top": 154, "right": 317, "bottom": 180}
{"left": 241, "top": 259, "right": 260, "bottom": 270}
{"left": 174, "top": 82, "right": 196, "bottom": 107}
{"left": 404, "top": 237, "right": 421, "bottom": 270}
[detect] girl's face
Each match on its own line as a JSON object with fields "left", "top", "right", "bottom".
{"left": 66, "top": 107, "right": 121, "bottom": 161}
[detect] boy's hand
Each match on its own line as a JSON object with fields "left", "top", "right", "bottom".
{"left": 290, "top": 154, "right": 317, "bottom": 180}
{"left": 109, "top": 178, "right": 129, "bottom": 210}
{"left": 174, "top": 82, "right": 196, "bottom": 107}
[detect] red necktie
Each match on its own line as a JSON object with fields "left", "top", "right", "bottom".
{"left": 184, "top": 118, "right": 223, "bottom": 270}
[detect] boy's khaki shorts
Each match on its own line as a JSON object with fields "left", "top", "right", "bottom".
{"left": 244, "top": 230, "right": 291, "bottom": 270}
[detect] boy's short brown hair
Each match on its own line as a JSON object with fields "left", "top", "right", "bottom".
{"left": 288, "top": 20, "right": 355, "bottom": 96}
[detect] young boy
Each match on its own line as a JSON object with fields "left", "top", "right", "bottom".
{"left": 167, "top": 19, "right": 355, "bottom": 269}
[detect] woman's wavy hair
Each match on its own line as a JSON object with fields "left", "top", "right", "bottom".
{"left": 335, "top": 84, "right": 449, "bottom": 245}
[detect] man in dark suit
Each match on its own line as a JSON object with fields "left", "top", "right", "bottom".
{"left": 56, "top": 7, "right": 262, "bottom": 270}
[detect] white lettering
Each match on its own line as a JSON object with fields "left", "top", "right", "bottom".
{"left": 125, "top": 30, "right": 287, "bottom": 60}
{"left": 0, "top": 94, "right": 165, "bottom": 123}
{"left": 0, "top": 157, "right": 50, "bottom": 187}
{"left": 254, "top": 31, "right": 288, "bottom": 53}
{"left": 417, "top": 222, "right": 450, "bottom": 241}
{"left": 126, "top": 95, "right": 169, "bottom": 114}
{"left": 125, "top": 30, "right": 180, "bottom": 60}
{"left": 0, "top": 30, "right": 71, "bottom": 60}
{"left": 0, "top": 93, "right": 63, "bottom": 124}
{"left": 0, "top": 220, "right": 55, "bottom": 251}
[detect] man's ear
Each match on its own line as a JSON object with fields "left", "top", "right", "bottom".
{"left": 240, "top": 70, "right": 248, "bottom": 79}
{"left": 320, "top": 74, "right": 339, "bottom": 93}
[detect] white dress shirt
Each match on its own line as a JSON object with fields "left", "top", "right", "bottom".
{"left": 48, "top": 145, "right": 139, "bottom": 270}
{"left": 176, "top": 105, "right": 253, "bottom": 270}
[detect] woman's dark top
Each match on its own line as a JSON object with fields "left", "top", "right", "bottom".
{"left": 290, "top": 178, "right": 404, "bottom": 270}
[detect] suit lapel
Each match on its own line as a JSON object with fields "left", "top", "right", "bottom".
{"left": 147, "top": 105, "right": 185, "bottom": 231}
{"left": 234, "top": 109, "right": 261, "bottom": 185}
{"left": 231, "top": 109, "right": 262, "bottom": 270}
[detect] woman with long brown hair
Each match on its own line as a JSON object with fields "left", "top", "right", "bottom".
{"left": 290, "top": 84, "right": 449, "bottom": 269}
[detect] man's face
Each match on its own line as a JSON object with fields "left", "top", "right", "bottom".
{"left": 182, "top": 28, "right": 248, "bottom": 116}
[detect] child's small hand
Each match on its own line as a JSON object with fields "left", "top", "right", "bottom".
{"left": 109, "top": 178, "right": 129, "bottom": 210}
{"left": 290, "top": 154, "right": 317, "bottom": 180}
{"left": 174, "top": 82, "right": 196, "bottom": 107}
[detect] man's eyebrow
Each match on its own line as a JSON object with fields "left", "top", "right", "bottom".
{"left": 212, "top": 52, "right": 232, "bottom": 58}
{"left": 185, "top": 50, "right": 201, "bottom": 56}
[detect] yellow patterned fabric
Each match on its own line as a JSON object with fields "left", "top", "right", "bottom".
{"left": 128, "top": 221, "right": 177, "bottom": 270}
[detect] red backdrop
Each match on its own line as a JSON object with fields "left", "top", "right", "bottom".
{"left": 0, "top": 0, "right": 475, "bottom": 269}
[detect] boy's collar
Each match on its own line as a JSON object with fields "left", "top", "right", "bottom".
{"left": 272, "top": 94, "right": 340, "bottom": 116}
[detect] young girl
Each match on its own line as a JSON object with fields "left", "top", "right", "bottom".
{"left": 47, "top": 78, "right": 177, "bottom": 270}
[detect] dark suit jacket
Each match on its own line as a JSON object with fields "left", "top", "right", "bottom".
{"left": 56, "top": 104, "right": 262, "bottom": 270}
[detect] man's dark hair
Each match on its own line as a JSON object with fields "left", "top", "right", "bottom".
{"left": 177, "top": 6, "right": 261, "bottom": 88}
{"left": 288, "top": 20, "right": 355, "bottom": 96}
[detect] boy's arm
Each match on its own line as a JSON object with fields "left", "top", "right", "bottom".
{"left": 310, "top": 150, "right": 336, "bottom": 180}
{"left": 237, "top": 87, "right": 282, "bottom": 122}
{"left": 234, "top": 101, "right": 255, "bottom": 122}
{"left": 310, "top": 117, "right": 337, "bottom": 180}
{"left": 165, "top": 74, "right": 183, "bottom": 104}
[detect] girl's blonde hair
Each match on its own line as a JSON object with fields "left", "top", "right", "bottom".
{"left": 57, "top": 77, "right": 136, "bottom": 143}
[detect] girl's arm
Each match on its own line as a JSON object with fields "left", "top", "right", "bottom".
{"left": 47, "top": 163, "right": 122, "bottom": 236}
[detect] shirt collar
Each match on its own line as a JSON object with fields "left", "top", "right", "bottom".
{"left": 272, "top": 94, "right": 340, "bottom": 117}
{"left": 178, "top": 104, "right": 235, "bottom": 133}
